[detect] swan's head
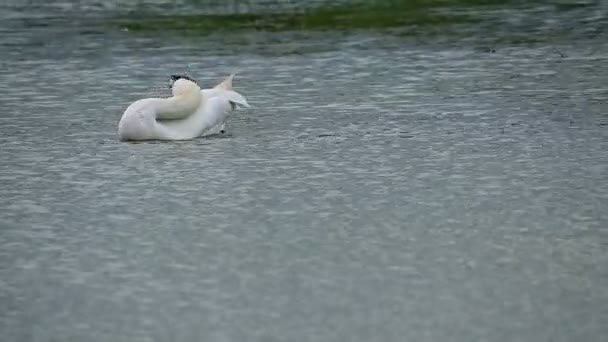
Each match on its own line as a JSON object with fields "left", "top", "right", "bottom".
{"left": 169, "top": 74, "right": 200, "bottom": 96}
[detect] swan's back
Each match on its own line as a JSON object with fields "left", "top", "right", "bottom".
{"left": 118, "top": 98, "right": 157, "bottom": 140}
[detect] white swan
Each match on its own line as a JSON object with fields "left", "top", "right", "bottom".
{"left": 118, "top": 74, "right": 249, "bottom": 141}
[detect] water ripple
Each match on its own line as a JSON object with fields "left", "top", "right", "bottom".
{"left": 1, "top": 3, "right": 607, "bottom": 342}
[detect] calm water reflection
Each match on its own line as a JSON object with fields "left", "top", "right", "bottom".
{"left": 1, "top": 1, "right": 607, "bottom": 342}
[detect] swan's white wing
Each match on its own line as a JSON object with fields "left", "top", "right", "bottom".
{"left": 224, "top": 90, "right": 250, "bottom": 108}
{"left": 201, "top": 89, "right": 250, "bottom": 108}
{"left": 199, "top": 97, "right": 233, "bottom": 137}
{"left": 158, "top": 97, "right": 232, "bottom": 139}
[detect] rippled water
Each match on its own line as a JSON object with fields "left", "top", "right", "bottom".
{"left": 1, "top": 1, "right": 607, "bottom": 341}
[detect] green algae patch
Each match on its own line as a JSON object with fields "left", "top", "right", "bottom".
{"left": 115, "top": 1, "right": 487, "bottom": 34}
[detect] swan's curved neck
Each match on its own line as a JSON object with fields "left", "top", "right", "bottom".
{"left": 156, "top": 91, "right": 202, "bottom": 120}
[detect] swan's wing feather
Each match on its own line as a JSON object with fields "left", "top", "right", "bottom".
{"left": 222, "top": 90, "right": 249, "bottom": 108}
{"left": 201, "top": 88, "right": 249, "bottom": 108}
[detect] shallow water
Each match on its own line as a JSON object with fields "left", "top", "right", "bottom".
{"left": 1, "top": 1, "right": 608, "bottom": 342}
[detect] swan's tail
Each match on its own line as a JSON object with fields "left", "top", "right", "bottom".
{"left": 211, "top": 73, "right": 249, "bottom": 108}
{"left": 214, "top": 73, "right": 235, "bottom": 91}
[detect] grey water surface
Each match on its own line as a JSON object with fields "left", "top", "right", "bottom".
{"left": 1, "top": 1, "right": 607, "bottom": 342}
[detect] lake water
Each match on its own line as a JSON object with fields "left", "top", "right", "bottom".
{"left": 1, "top": 1, "right": 607, "bottom": 341}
